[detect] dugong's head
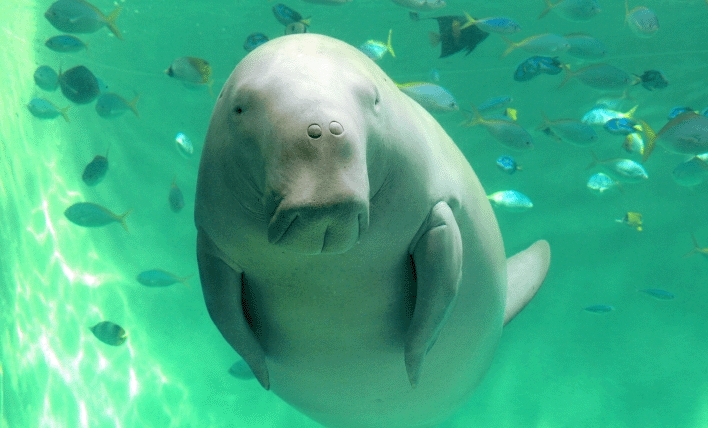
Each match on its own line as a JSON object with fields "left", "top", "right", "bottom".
{"left": 201, "top": 34, "right": 394, "bottom": 255}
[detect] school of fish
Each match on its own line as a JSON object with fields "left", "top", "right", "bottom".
{"left": 24, "top": 0, "right": 708, "bottom": 418}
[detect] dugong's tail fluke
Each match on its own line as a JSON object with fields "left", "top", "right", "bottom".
{"left": 503, "top": 240, "right": 551, "bottom": 325}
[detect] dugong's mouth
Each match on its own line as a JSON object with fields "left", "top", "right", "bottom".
{"left": 267, "top": 200, "right": 370, "bottom": 255}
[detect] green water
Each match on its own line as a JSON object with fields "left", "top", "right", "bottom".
{"left": 1, "top": 0, "right": 708, "bottom": 427}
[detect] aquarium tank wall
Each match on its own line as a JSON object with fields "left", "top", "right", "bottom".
{"left": 2, "top": 0, "right": 708, "bottom": 427}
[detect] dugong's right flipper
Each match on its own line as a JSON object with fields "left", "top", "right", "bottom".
{"left": 503, "top": 240, "right": 551, "bottom": 325}
{"left": 405, "top": 201, "right": 463, "bottom": 388}
{"left": 197, "top": 229, "right": 270, "bottom": 390}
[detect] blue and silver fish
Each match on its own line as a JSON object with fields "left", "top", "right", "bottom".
{"left": 397, "top": 82, "right": 457, "bottom": 112}
{"left": 672, "top": 156, "right": 708, "bottom": 187}
{"left": 90, "top": 321, "right": 127, "bottom": 346}
{"left": 243, "top": 33, "right": 269, "bottom": 52}
{"left": 503, "top": 33, "right": 570, "bottom": 57}
{"left": 359, "top": 29, "right": 395, "bottom": 61}
{"left": 625, "top": 0, "right": 659, "bottom": 38}
{"left": 64, "top": 202, "right": 130, "bottom": 231}
{"left": 668, "top": 107, "right": 694, "bottom": 120}
{"left": 496, "top": 155, "right": 522, "bottom": 174}
{"left": 586, "top": 172, "right": 620, "bottom": 194}
{"left": 622, "top": 133, "right": 645, "bottom": 155}
{"left": 95, "top": 93, "right": 139, "bottom": 118}
{"left": 539, "top": 0, "right": 601, "bottom": 21}
{"left": 460, "top": 14, "right": 521, "bottom": 34}
{"left": 478, "top": 95, "right": 513, "bottom": 113}
{"left": 561, "top": 63, "right": 640, "bottom": 90}
{"left": 513, "top": 56, "right": 564, "bottom": 82}
{"left": 44, "top": 0, "right": 123, "bottom": 39}
{"left": 564, "top": 33, "right": 607, "bottom": 59}
{"left": 588, "top": 153, "right": 648, "bottom": 182}
{"left": 45, "top": 34, "right": 88, "bottom": 52}
{"left": 169, "top": 177, "right": 185, "bottom": 213}
{"left": 584, "top": 304, "right": 614, "bottom": 313}
{"left": 464, "top": 108, "right": 534, "bottom": 150}
{"left": 272, "top": 3, "right": 310, "bottom": 26}
{"left": 487, "top": 190, "right": 533, "bottom": 212}
{"left": 136, "top": 269, "right": 191, "bottom": 287}
{"left": 539, "top": 114, "right": 598, "bottom": 145}
{"left": 175, "top": 132, "right": 194, "bottom": 158}
{"left": 82, "top": 151, "right": 108, "bottom": 186}
{"left": 33, "top": 65, "right": 59, "bottom": 91}
{"left": 582, "top": 104, "right": 637, "bottom": 125}
{"left": 27, "top": 98, "right": 70, "bottom": 122}
{"left": 604, "top": 117, "right": 640, "bottom": 135}
{"left": 638, "top": 288, "right": 674, "bottom": 300}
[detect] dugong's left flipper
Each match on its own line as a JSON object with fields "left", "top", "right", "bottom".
{"left": 503, "top": 240, "right": 551, "bottom": 325}
{"left": 197, "top": 229, "right": 270, "bottom": 390}
{"left": 405, "top": 201, "right": 463, "bottom": 388}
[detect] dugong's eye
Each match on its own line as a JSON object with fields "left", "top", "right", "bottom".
{"left": 234, "top": 106, "right": 243, "bottom": 115}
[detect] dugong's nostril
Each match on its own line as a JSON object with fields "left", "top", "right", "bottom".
{"left": 307, "top": 124, "right": 322, "bottom": 139}
{"left": 329, "top": 121, "right": 344, "bottom": 135}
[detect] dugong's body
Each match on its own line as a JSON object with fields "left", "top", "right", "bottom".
{"left": 195, "top": 34, "right": 550, "bottom": 428}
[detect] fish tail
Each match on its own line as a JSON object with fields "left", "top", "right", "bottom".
{"left": 586, "top": 151, "right": 599, "bottom": 170}
{"left": 501, "top": 37, "right": 516, "bottom": 57}
{"left": 118, "top": 208, "right": 132, "bottom": 233}
{"left": 461, "top": 104, "right": 483, "bottom": 127}
{"left": 684, "top": 233, "right": 703, "bottom": 257}
{"left": 459, "top": 12, "right": 476, "bottom": 30}
{"left": 428, "top": 32, "right": 441, "bottom": 47}
{"left": 637, "top": 119, "right": 657, "bottom": 162}
{"left": 180, "top": 274, "right": 195, "bottom": 288}
{"left": 104, "top": 5, "right": 123, "bottom": 40}
{"left": 59, "top": 105, "right": 71, "bottom": 123}
{"left": 386, "top": 29, "right": 395, "bottom": 58}
{"left": 128, "top": 94, "right": 140, "bottom": 118}
{"left": 207, "top": 80, "right": 215, "bottom": 98}
{"left": 301, "top": 17, "right": 312, "bottom": 27}
{"left": 538, "top": 0, "right": 555, "bottom": 19}
{"left": 558, "top": 67, "right": 573, "bottom": 88}
{"left": 625, "top": 105, "right": 638, "bottom": 119}
{"left": 624, "top": 0, "right": 630, "bottom": 18}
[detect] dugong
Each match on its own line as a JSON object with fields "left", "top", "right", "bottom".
{"left": 195, "top": 33, "right": 551, "bottom": 428}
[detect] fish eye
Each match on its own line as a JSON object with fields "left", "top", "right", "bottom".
{"left": 234, "top": 106, "right": 243, "bottom": 115}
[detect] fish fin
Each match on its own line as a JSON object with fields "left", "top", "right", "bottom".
{"left": 460, "top": 103, "right": 483, "bottom": 127}
{"left": 428, "top": 31, "right": 440, "bottom": 47}
{"left": 128, "top": 94, "right": 140, "bottom": 118}
{"left": 386, "top": 29, "right": 395, "bottom": 58}
{"left": 197, "top": 229, "right": 270, "bottom": 390}
{"left": 685, "top": 234, "right": 701, "bottom": 257}
{"left": 104, "top": 5, "right": 124, "bottom": 40}
{"left": 117, "top": 209, "right": 132, "bottom": 233}
{"left": 558, "top": 67, "right": 574, "bottom": 88}
{"left": 624, "top": 0, "right": 630, "bottom": 20}
{"left": 504, "top": 240, "right": 551, "bottom": 325}
{"left": 59, "top": 105, "right": 71, "bottom": 123}
{"left": 405, "top": 201, "right": 462, "bottom": 388}
{"left": 625, "top": 105, "right": 638, "bottom": 119}
{"left": 504, "top": 108, "right": 518, "bottom": 121}
{"left": 207, "top": 80, "right": 215, "bottom": 98}
{"left": 180, "top": 274, "right": 194, "bottom": 288}
{"left": 501, "top": 36, "right": 516, "bottom": 57}
{"left": 538, "top": 0, "right": 555, "bottom": 19}
{"left": 586, "top": 151, "right": 600, "bottom": 170}
{"left": 301, "top": 17, "right": 311, "bottom": 27}
{"left": 638, "top": 119, "right": 657, "bottom": 162}
{"left": 459, "top": 12, "right": 476, "bottom": 30}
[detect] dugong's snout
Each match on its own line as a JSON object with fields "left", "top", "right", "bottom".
{"left": 267, "top": 197, "right": 369, "bottom": 255}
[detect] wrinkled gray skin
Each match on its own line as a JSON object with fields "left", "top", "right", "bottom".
{"left": 195, "top": 34, "right": 550, "bottom": 428}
